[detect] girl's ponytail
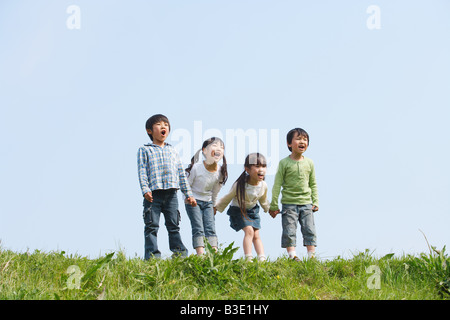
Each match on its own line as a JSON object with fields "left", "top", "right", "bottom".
{"left": 185, "top": 149, "right": 202, "bottom": 177}
{"left": 235, "top": 170, "right": 249, "bottom": 220}
{"left": 220, "top": 155, "right": 228, "bottom": 185}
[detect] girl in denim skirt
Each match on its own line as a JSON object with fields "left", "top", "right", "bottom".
{"left": 185, "top": 137, "right": 228, "bottom": 256}
{"left": 215, "top": 153, "right": 270, "bottom": 261}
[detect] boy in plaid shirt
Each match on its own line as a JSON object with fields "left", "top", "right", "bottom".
{"left": 137, "top": 114, "right": 197, "bottom": 259}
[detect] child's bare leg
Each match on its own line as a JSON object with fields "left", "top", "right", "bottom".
{"left": 242, "top": 226, "right": 254, "bottom": 258}
{"left": 195, "top": 246, "right": 204, "bottom": 255}
{"left": 306, "top": 245, "right": 315, "bottom": 258}
{"left": 286, "top": 246, "right": 297, "bottom": 258}
{"left": 253, "top": 228, "right": 266, "bottom": 261}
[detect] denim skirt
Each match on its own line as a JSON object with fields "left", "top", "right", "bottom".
{"left": 227, "top": 205, "right": 261, "bottom": 232}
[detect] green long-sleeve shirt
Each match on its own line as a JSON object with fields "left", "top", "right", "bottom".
{"left": 270, "top": 156, "right": 319, "bottom": 211}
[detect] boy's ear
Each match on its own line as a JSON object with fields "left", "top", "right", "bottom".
{"left": 146, "top": 128, "right": 153, "bottom": 135}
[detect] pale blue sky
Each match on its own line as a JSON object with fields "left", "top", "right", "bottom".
{"left": 1, "top": 0, "right": 449, "bottom": 260}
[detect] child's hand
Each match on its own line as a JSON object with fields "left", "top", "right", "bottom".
{"left": 144, "top": 192, "right": 153, "bottom": 202}
{"left": 312, "top": 205, "right": 319, "bottom": 212}
{"left": 186, "top": 197, "right": 197, "bottom": 207}
{"left": 269, "top": 209, "right": 280, "bottom": 218}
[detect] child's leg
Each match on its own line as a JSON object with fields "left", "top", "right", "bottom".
{"left": 286, "top": 246, "right": 297, "bottom": 259}
{"left": 202, "top": 201, "right": 218, "bottom": 252}
{"left": 161, "top": 190, "right": 188, "bottom": 257}
{"left": 185, "top": 200, "right": 205, "bottom": 255}
{"left": 252, "top": 228, "right": 266, "bottom": 261}
{"left": 143, "top": 196, "right": 162, "bottom": 260}
{"left": 299, "top": 204, "right": 317, "bottom": 257}
{"left": 242, "top": 226, "right": 255, "bottom": 258}
{"left": 281, "top": 204, "right": 299, "bottom": 258}
{"left": 195, "top": 246, "right": 204, "bottom": 255}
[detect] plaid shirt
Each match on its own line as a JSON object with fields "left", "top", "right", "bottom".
{"left": 137, "top": 143, "right": 192, "bottom": 198}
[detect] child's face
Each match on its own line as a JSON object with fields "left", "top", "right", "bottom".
{"left": 147, "top": 120, "right": 170, "bottom": 143}
{"left": 288, "top": 132, "right": 308, "bottom": 154}
{"left": 203, "top": 141, "right": 224, "bottom": 165}
{"left": 246, "top": 164, "right": 266, "bottom": 184}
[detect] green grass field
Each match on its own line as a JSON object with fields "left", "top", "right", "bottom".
{"left": 1, "top": 242, "right": 448, "bottom": 300}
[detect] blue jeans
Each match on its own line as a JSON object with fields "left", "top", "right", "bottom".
{"left": 185, "top": 200, "right": 218, "bottom": 248}
{"left": 281, "top": 204, "right": 317, "bottom": 248}
{"left": 142, "top": 189, "right": 188, "bottom": 259}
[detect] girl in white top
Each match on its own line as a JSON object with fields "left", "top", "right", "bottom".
{"left": 215, "top": 153, "right": 269, "bottom": 261}
{"left": 185, "top": 137, "right": 228, "bottom": 255}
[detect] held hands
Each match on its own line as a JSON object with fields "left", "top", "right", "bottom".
{"left": 269, "top": 209, "right": 280, "bottom": 218}
{"left": 269, "top": 206, "right": 318, "bottom": 218}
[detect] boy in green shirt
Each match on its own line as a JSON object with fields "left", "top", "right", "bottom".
{"left": 269, "top": 128, "right": 319, "bottom": 260}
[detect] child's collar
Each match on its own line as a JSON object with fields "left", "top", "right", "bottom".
{"left": 145, "top": 142, "right": 171, "bottom": 147}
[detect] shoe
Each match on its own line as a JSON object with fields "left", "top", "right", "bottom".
{"left": 258, "top": 255, "right": 266, "bottom": 262}
{"left": 291, "top": 255, "right": 301, "bottom": 262}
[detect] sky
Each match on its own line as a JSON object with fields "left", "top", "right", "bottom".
{"left": 1, "top": 0, "right": 449, "bottom": 261}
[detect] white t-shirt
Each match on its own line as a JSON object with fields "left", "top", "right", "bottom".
{"left": 186, "top": 162, "right": 223, "bottom": 205}
{"left": 215, "top": 180, "right": 270, "bottom": 213}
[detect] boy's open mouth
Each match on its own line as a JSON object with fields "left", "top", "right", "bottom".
{"left": 257, "top": 173, "right": 265, "bottom": 179}
{"left": 161, "top": 129, "right": 167, "bottom": 136}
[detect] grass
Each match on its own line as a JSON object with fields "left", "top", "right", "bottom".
{"left": 0, "top": 242, "right": 449, "bottom": 300}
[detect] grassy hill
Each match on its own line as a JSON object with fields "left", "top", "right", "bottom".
{"left": 0, "top": 242, "right": 448, "bottom": 300}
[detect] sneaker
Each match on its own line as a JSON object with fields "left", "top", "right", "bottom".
{"left": 291, "top": 255, "right": 301, "bottom": 262}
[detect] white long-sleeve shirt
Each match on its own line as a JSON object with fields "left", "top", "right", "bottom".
{"left": 186, "top": 162, "right": 223, "bottom": 206}
{"left": 215, "top": 180, "right": 270, "bottom": 213}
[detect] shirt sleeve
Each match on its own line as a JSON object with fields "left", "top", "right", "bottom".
{"left": 309, "top": 160, "right": 319, "bottom": 207}
{"left": 176, "top": 150, "right": 193, "bottom": 198}
{"left": 259, "top": 182, "right": 270, "bottom": 213}
{"left": 215, "top": 182, "right": 236, "bottom": 213}
{"left": 269, "top": 161, "right": 284, "bottom": 211}
{"left": 137, "top": 147, "right": 151, "bottom": 196}
{"left": 186, "top": 163, "right": 196, "bottom": 188}
{"left": 211, "top": 171, "right": 223, "bottom": 207}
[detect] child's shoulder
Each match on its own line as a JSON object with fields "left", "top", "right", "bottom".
{"left": 303, "top": 156, "right": 315, "bottom": 165}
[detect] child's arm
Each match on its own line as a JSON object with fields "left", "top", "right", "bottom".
{"left": 309, "top": 161, "right": 319, "bottom": 212}
{"left": 269, "top": 162, "right": 284, "bottom": 215}
{"left": 258, "top": 182, "right": 270, "bottom": 213}
{"left": 214, "top": 182, "right": 236, "bottom": 213}
{"left": 211, "top": 180, "right": 222, "bottom": 208}
{"left": 175, "top": 150, "right": 196, "bottom": 206}
{"left": 137, "top": 147, "right": 152, "bottom": 197}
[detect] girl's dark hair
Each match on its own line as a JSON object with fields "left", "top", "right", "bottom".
{"left": 286, "top": 128, "right": 309, "bottom": 151}
{"left": 145, "top": 114, "right": 170, "bottom": 141}
{"left": 185, "top": 137, "right": 228, "bottom": 185}
{"left": 235, "top": 153, "right": 267, "bottom": 220}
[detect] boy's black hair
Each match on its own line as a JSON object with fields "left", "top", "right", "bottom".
{"left": 286, "top": 128, "right": 309, "bottom": 151}
{"left": 145, "top": 114, "right": 170, "bottom": 141}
